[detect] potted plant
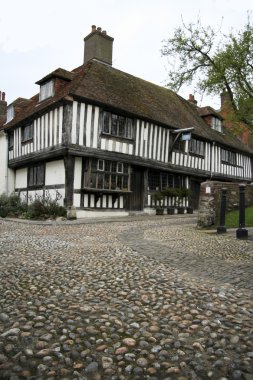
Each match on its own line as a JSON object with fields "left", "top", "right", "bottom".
{"left": 162, "top": 187, "right": 177, "bottom": 215}
{"left": 174, "top": 188, "right": 189, "bottom": 214}
{"left": 152, "top": 191, "right": 164, "bottom": 215}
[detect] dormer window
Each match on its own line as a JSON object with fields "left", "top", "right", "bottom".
{"left": 39, "top": 80, "right": 54, "bottom": 101}
{"left": 212, "top": 117, "right": 222, "bottom": 132}
{"left": 6, "top": 105, "right": 14, "bottom": 123}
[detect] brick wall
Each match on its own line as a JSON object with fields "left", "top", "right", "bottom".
{"left": 197, "top": 181, "right": 253, "bottom": 228}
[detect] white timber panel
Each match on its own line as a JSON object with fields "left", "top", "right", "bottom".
{"left": 15, "top": 167, "right": 27, "bottom": 188}
{"left": 45, "top": 160, "right": 65, "bottom": 186}
{"left": 74, "top": 194, "right": 81, "bottom": 208}
{"left": 86, "top": 105, "right": 92, "bottom": 148}
{"left": 74, "top": 157, "right": 82, "bottom": 189}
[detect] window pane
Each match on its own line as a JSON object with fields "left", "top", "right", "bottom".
{"left": 104, "top": 174, "right": 110, "bottom": 189}
{"left": 8, "top": 133, "right": 14, "bottom": 149}
{"left": 28, "top": 164, "right": 45, "bottom": 186}
{"left": 126, "top": 118, "right": 132, "bottom": 138}
{"left": 89, "top": 173, "right": 97, "bottom": 188}
{"left": 87, "top": 159, "right": 129, "bottom": 191}
{"left": 117, "top": 163, "right": 123, "bottom": 173}
{"left": 104, "top": 160, "right": 110, "bottom": 172}
{"left": 97, "top": 173, "right": 104, "bottom": 189}
{"left": 111, "top": 114, "right": 118, "bottom": 135}
{"left": 7, "top": 106, "right": 14, "bottom": 123}
{"left": 102, "top": 111, "right": 133, "bottom": 139}
{"left": 148, "top": 171, "right": 160, "bottom": 191}
{"left": 111, "top": 174, "right": 116, "bottom": 190}
{"left": 98, "top": 159, "right": 104, "bottom": 171}
{"left": 118, "top": 116, "right": 125, "bottom": 137}
{"left": 123, "top": 176, "right": 128, "bottom": 189}
{"left": 116, "top": 175, "right": 123, "bottom": 189}
{"left": 111, "top": 162, "right": 117, "bottom": 172}
{"left": 103, "top": 112, "right": 110, "bottom": 133}
{"left": 40, "top": 80, "right": 54, "bottom": 101}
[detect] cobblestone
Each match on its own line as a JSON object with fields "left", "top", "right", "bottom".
{"left": 0, "top": 215, "right": 252, "bottom": 379}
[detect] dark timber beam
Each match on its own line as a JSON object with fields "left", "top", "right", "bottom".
{"left": 64, "top": 154, "right": 75, "bottom": 207}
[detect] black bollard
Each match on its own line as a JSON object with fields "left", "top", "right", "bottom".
{"left": 236, "top": 184, "right": 248, "bottom": 239}
{"left": 217, "top": 188, "right": 227, "bottom": 234}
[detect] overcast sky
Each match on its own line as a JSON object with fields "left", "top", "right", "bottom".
{"left": 1, "top": 0, "right": 252, "bottom": 108}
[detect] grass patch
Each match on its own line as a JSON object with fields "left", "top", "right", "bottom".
{"left": 225, "top": 206, "right": 253, "bottom": 228}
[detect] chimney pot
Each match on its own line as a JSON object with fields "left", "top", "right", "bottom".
{"left": 91, "top": 25, "right": 96, "bottom": 33}
{"left": 2, "top": 92, "right": 5, "bottom": 101}
{"left": 188, "top": 94, "right": 197, "bottom": 105}
{"left": 102, "top": 30, "right": 107, "bottom": 35}
{"left": 97, "top": 27, "right": 102, "bottom": 33}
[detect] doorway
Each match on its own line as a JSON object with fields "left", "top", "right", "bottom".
{"left": 129, "top": 166, "right": 144, "bottom": 211}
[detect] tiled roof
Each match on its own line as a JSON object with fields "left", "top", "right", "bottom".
{"left": 36, "top": 68, "right": 74, "bottom": 84}
{"left": 2, "top": 59, "right": 253, "bottom": 154}
{"left": 198, "top": 106, "right": 223, "bottom": 120}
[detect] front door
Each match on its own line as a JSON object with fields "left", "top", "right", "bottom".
{"left": 190, "top": 179, "right": 202, "bottom": 209}
{"left": 129, "top": 166, "right": 144, "bottom": 211}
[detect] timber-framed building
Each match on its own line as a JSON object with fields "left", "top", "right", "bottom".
{"left": 0, "top": 26, "right": 252, "bottom": 217}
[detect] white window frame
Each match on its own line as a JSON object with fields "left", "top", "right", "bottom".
{"left": 39, "top": 80, "right": 54, "bottom": 101}
{"left": 212, "top": 117, "right": 222, "bottom": 132}
{"left": 6, "top": 105, "right": 14, "bottom": 123}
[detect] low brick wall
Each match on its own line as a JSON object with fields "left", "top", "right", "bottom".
{"left": 197, "top": 181, "right": 253, "bottom": 228}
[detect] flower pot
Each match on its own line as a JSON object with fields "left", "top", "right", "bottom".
{"left": 167, "top": 207, "right": 175, "bottom": 215}
{"left": 177, "top": 206, "right": 185, "bottom": 214}
{"left": 156, "top": 208, "right": 164, "bottom": 215}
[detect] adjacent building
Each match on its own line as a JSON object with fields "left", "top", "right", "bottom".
{"left": 0, "top": 26, "right": 252, "bottom": 217}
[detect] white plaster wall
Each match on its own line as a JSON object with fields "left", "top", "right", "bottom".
{"left": 73, "top": 193, "right": 80, "bottom": 208}
{"left": 45, "top": 160, "right": 65, "bottom": 186}
{"left": 46, "top": 188, "right": 65, "bottom": 205}
{"left": 0, "top": 131, "right": 8, "bottom": 194}
{"left": 7, "top": 169, "right": 15, "bottom": 194}
{"left": 76, "top": 209, "right": 129, "bottom": 218}
{"left": 74, "top": 157, "right": 82, "bottom": 189}
{"left": 15, "top": 168, "right": 27, "bottom": 188}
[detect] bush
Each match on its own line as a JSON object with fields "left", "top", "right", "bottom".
{"left": 0, "top": 192, "right": 66, "bottom": 220}
{"left": 25, "top": 198, "right": 67, "bottom": 220}
{"left": 0, "top": 194, "right": 9, "bottom": 218}
{"left": 0, "top": 193, "right": 28, "bottom": 218}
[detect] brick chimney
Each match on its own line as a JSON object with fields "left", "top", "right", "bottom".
{"left": 83, "top": 25, "right": 114, "bottom": 66}
{"left": 188, "top": 94, "right": 197, "bottom": 105}
{"left": 0, "top": 91, "right": 7, "bottom": 119}
{"left": 220, "top": 90, "right": 232, "bottom": 111}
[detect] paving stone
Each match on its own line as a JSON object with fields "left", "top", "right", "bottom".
{"left": 0, "top": 216, "right": 252, "bottom": 379}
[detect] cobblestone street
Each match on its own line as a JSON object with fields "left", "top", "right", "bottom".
{"left": 0, "top": 215, "right": 253, "bottom": 380}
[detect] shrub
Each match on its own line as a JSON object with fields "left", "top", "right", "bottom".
{"left": 0, "top": 193, "right": 28, "bottom": 218}
{"left": 0, "top": 194, "right": 10, "bottom": 218}
{"left": 0, "top": 192, "right": 66, "bottom": 220}
{"left": 25, "top": 197, "right": 67, "bottom": 220}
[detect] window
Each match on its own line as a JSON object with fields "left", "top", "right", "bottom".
{"left": 8, "top": 132, "right": 14, "bottom": 150}
{"left": 6, "top": 105, "right": 14, "bottom": 123}
{"left": 39, "top": 80, "right": 54, "bottom": 101}
{"left": 102, "top": 111, "right": 133, "bottom": 139}
{"left": 22, "top": 124, "right": 33, "bottom": 143}
{"left": 148, "top": 171, "right": 184, "bottom": 191}
{"left": 28, "top": 164, "right": 45, "bottom": 187}
{"left": 212, "top": 117, "right": 222, "bottom": 132}
{"left": 221, "top": 149, "right": 236, "bottom": 165}
{"left": 189, "top": 139, "right": 205, "bottom": 157}
{"left": 84, "top": 159, "right": 129, "bottom": 191}
{"left": 173, "top": 138, "right": 185, "bottom": 152}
